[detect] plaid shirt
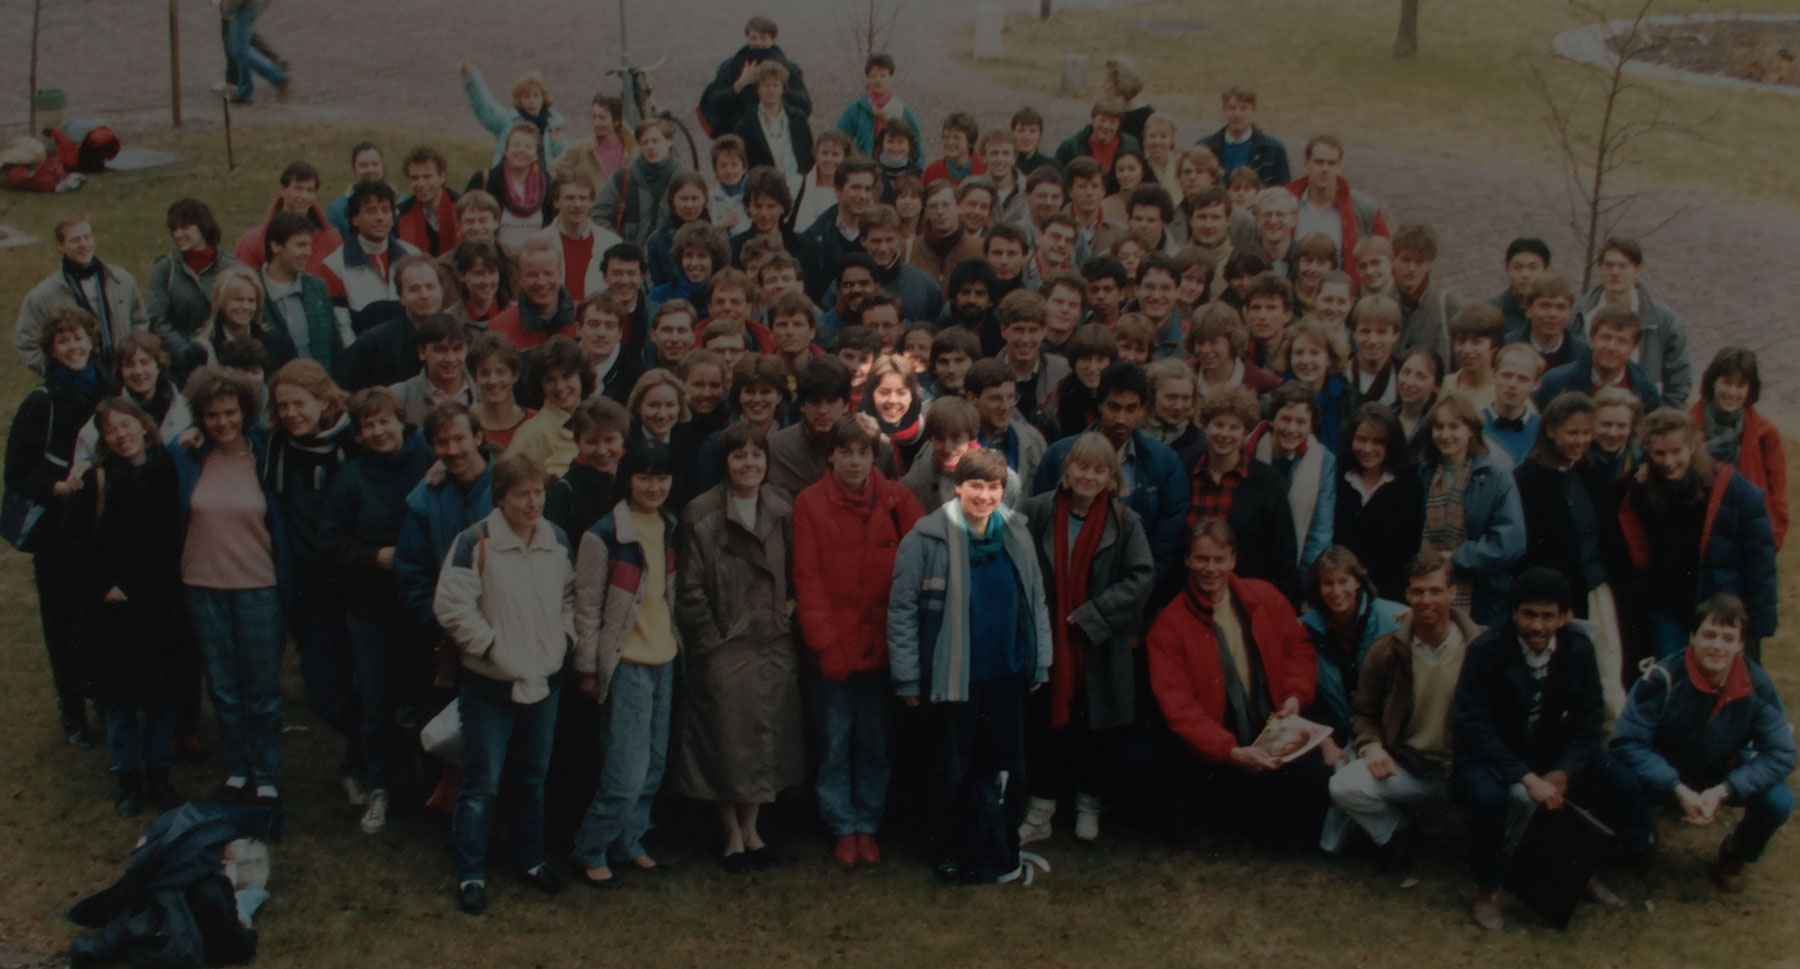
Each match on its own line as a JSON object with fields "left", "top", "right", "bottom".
{"left": 1187, "top": 452, "right": 1251, "bottom": 527}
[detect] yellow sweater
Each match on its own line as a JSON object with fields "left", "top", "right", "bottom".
{"left": 505, "top": 403, "right": 578, "bottom": 479}
{"left": 621, "top": 509, "right": 677, "bottom": 666}
{"left": 1402, "top": 625, "right": 1467, "bottom": 760}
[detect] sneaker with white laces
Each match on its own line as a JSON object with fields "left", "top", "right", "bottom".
{"left": 1017, "top": 796, "right": 1056, "bottom": 846}
{"left": 360, "top": 789, "right": 390, "bottom": 833}
{"left": 342, "top": 774, "right": 370, "bottom": 807}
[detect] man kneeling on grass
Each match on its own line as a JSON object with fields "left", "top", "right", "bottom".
{"left": 889, "top": 448, "right": 1053, "bottom": 884}
{"left": 1610, "top": 594, "right": 1795, "bottom": 895}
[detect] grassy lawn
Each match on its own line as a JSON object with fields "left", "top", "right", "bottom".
{"left": 955, "top": 0, "right": 1800, "bottom": 209}
{"left": 1, "top": 123, "right": 1798, "bottom": 968}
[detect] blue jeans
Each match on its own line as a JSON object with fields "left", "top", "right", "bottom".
{"left": 572, "top": 660, "right": 673, "bottom": 867}
{"left": 293, "top": 570, "right": 357, "bottom": 776}
{"left": 805, "top": 668, "right": 889, "bottom": 836}
{"left": 1725, "top": 782, "right": 1795, "bottom": 862}
{"left": 228, "top": 3, "right": 286, "bottom": 99}
{"left": 453, "top": 673, "right": 560, "bottom": 885}
{"left": 105, "top": 707, "right": 177, "bottom": 773}
{"left": 187, "top": 586, "right": 285, "bottom": 786}
{"left": 346, "top": 614, "right": 406, "bottom": 791}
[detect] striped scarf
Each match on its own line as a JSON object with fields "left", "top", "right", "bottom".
{"left": 1422, "top": 462, "right": 1472, "bottom": 608}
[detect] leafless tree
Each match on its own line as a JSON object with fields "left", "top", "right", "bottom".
{"left": 1532, "top": 0, "right": 1700, "bottom": 289}
{"left": 843, "top": 0, "right": 909, "bottom": 63}
{"left": 1395, "top": 0, "right": 1420, "bottom": 58}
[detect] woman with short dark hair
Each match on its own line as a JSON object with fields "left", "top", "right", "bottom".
{"left": 1691, "top": 346, "right": 1785, "bottom": 549}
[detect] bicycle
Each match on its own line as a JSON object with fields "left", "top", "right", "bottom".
{"left": 608, "top": 0, "right": 702, "bottom": 171}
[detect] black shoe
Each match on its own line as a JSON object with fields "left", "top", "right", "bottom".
{"left": 746, "top": 846, "right": 779, "bottom": 870}
{"left": 721, "top": 851, "right": 755, "bottom": 874}
{"left": 523, "top": 864, "right": 564, "bottom": 896}
{"left": 1379, "top": 825, "right": 1417, "bottom": 874}
{"left": 114, "top": 773, "right": 144, "bottom": 819}
{"left": 934, "top": 859, "right": 962, "bottom": 883}
{"left": 145, "top": 769, "right": 182, "bottom": 811}
{"left": 66, "top": 725, "right": 96, "bottom": 750}
{"left": 253, "top": 790, "right": 282, "bottom": 812}
{"left": 457, "top": 882, "right": 486, "bottom": 915}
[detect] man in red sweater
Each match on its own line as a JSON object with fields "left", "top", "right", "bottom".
{"left": 1147, "top": 520, "right": 1331, "bottom": 845}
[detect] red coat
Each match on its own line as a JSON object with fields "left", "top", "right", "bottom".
{"left": 1691, "top": 401, "right": 1787, "bottom": 549}
{"left": 791, "top": 469, "right": 925, "bottom": 679}
{"left": 1148, "top": 574, "right": 1315, "bottom": 763}
{"left": 232, "top": 196, "right": 341, "bottom": 274}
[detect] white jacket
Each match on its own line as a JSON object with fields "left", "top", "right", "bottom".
{"left": 434, "top": 508, "right": 576, "bottom": 704}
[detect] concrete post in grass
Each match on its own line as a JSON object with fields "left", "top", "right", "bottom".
{"left": 1060, "top": 54, "right": 1088, "bottom": 96}
{"left": 975, "top": 3, "right": 1004, "bottom": 60}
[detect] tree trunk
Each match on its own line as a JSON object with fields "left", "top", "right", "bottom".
{"left": 1395, "top": 0, "right": 1420, "bottom": 58}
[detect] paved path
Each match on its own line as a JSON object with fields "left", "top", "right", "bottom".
{"left": 10, "top": 0, "right": 1800, "bottom": 418}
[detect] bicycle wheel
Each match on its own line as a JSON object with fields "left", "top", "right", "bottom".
{"left": 659, "top": 111, "right": 702, "bottom": 171}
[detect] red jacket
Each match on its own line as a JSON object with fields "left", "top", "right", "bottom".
{"left": 1148, "top": 574, "right": 1315, "bottom": 763}
{"left": 791, "top": 469, "right": 925, "bottom": 679}
{"left": 396, "top": 189, "right": 463, "bottom": 257}
{"left": 1284, "top": 176, "right": 1390, "bottom": 289}
{"left": 232, "top": 197, "right": 341, "bottom": 273}
{"left": 1690, "top": 401, "right": 1787, "bottom": 549}
{"left": 486, "top": 302, "right": 576, "bottom": 351}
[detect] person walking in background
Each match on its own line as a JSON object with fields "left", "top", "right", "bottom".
{"left": 221, "top": 0, "right": 290, "bottom": 105}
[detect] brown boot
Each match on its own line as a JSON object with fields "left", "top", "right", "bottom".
{"left": 1472, "top": 890, "right": 1505, "bottom": 931}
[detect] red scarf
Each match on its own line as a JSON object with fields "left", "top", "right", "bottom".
{"left": 182, "top": 247, "right": 217, "bottom": 274}
{"left": 1685, "top": 647, "right": 1753, "bottom": 723}
{"left": 1049, "top": 490, "right": 1108, "bottom": 729}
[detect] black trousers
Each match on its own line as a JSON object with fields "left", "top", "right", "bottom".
{"left": 1184, "top": 749, "right": 1334, "bottom": 848}
{"left": 927, "top": 673, "right": 1029, "bottom": 874}
{"left": 34, "top": 555, "right": 87, "bottom": 731}
{"left": 1026, "top": 689, "right": 1125, "bottom": 801}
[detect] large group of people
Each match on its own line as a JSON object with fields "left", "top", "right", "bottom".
{"left": 7, "top": 15, "right": 1791, "bottom": 930}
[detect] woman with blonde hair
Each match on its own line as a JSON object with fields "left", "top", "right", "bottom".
{"left": 1015, "top": 432, "right": 1153, "bottom": 845}
{"left": 198, "top": 266, "right": 297, "bottom": 373}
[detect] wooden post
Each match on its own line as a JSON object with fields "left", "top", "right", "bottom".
{"left": 169, "top": 0, "right": 183, "bottom": 127}
{"left": 1394, "top": 0, "right": 1419, "bottom": 58}
{"left": 1040, "top": 0, "right": 1051, "bottom": 19}
{"left": 28, "top": 0, "right": 42, "bottom": 134}
{"left": 222, "top": 92, "right": 234, "bottom": 171}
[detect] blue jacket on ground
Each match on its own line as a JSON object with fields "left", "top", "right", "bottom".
{"left": 1610, "top": 652, "right": 1794, "bottom": 799}
{"left": 1033, "top": 427, "right": 1190, "bottom": 580}
{"left": 395, "top": 452, "right": 496, "bottom": 634}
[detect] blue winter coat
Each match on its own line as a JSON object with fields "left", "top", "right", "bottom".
{"left": 1033, "top": 427, "right": 1190, "bottom": 580}
{"left": 1417, "top": 450, "right": 1524, "bottom": 627}
{"left": 1618, "top": 466, "right": 1779, "bottom": 640}
{"left": 1610, "top": 653, "right": 1794, "bottom": 799}
{"left": 395, "top": 454, "right": 496, "bottom": 633}
{"left": 1534, "top": 359, "right": 1663, "bottom": 414}
{"left": 319, "top": 431, "right": 433, "bottom": 620}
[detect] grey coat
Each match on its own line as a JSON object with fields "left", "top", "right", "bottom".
{"left": 14, "top": 263, "right": 148, "bottom": 372}
{"left": 147, "top": 249, "right": 241, "bottom": 370}
{"left": 668, "top": 484, "right": 805, "bottom": 802}
{"left": 1571, "top": 282, "right": 1694, "bottom": 407}
{"left": 1017, "top": 491, "right": 1155, "bottom": 729}
{"left": 1397, "top": 274, "right": 1460, "bottom": 368}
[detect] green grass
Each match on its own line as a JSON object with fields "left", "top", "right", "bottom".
{"left": 955, "top": 0, "right": 1800, "bottom": 208}
{"left": 2, "top": 123, "right": 1799, "bottom": 968}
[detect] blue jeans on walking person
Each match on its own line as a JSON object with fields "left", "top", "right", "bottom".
{"left": 346, "top": 614, "right": 405, "bottom": 791}
{"left": 453, "top": 672, "right": 560, "bottom": 885}
{"left": 228, "top": 3, "right": 286, "bottom": 100}
{"left": 805, "top": 668, "right": 889, "bottom": 836}
{"left": 105, "top": 707, "right": 177, "bottom": 773}
{"left": 186, "top": 586, "right": 285, "bottom": 787}
{"left": 572, "top": 660, "right": 673, "bottom": 868}
{"left": 293, "top": 570, "right": 358, "bottom": 778}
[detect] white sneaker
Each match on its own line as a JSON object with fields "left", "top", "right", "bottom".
{"left": 360, "top": 789, "right": 390, "bottom": 833}
{"left": 1018, "top": 795, "right": 1057, "bottom": 846}
{"left": 1074, "top": 793, "right": 1102, "bottom": 842}
{"left": 342, "top": 774, "right": 369, "bottom": 807}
